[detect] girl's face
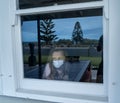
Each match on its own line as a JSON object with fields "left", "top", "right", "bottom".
{"left": 52, "top": 51, "right": 65, "bottom": 68}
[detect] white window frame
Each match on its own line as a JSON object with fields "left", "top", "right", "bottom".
{"left": 0, "top": 12, "right": 3, "bottom": 95}
{"left": 11, "top": 0, "right": 109, "bottom": 102}
{"left": 0, "top": 60, "right": 3, "bottom": 95}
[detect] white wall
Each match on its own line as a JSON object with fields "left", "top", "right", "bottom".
{"left": 109, "top": 0, "right": 120, "bottom": 102}
{"left": 0, "top": 0, "right": 16, "bottom": 96}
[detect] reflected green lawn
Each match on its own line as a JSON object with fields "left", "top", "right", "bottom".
{"left": 23, "top": 55, "right": 101, "bottom": 68}
{"left": 80, "top": 56, "right": 101, "bottom": 68}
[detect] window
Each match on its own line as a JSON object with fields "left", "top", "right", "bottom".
{"left": 21, "top": 8, "right": 103, "bottom": 83}
{"left": 13, "top": 0, "right": 108, "bottom": 101}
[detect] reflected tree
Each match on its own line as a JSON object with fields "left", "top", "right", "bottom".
{"left": 72, "top": 21, "right": 83, "bottom": 45}
{"left": 40, "top": 19, "right": 58, "bottom": 45}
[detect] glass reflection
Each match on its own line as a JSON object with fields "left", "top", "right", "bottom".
{"left": 21, "top": 9, "right": 103, "bottom": 83}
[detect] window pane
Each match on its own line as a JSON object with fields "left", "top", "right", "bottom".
{"left": 21, "top": 8, "right": 103, "bottom": 83}
{"left": 19, "top": 0, "right": 102, "bottom": 9}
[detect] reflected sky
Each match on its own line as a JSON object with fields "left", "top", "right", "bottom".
{"left": 22, "top": 16, "right": 103, "bottom": 42}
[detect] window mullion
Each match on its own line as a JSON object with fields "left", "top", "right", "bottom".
{"left": 16, "top": 1, "right": 104, "bottom": 16}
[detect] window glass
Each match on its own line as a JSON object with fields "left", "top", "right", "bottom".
{"left": 21, "top": 8, "right": 103, "bottom": 83}
{"left": 19, "top": 0, "right": 102, "bottom": 9}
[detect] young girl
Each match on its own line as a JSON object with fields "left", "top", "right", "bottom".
{"left": 42, "top": 49, "right": 70, "bottom": 80}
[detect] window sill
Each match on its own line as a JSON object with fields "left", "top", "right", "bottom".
{"left": 15, "top": 88, "right": 108, "bottom": 103}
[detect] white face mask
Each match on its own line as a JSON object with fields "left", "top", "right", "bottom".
{"left": 53, "top": 60, "right": 64, "bottom": 68}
